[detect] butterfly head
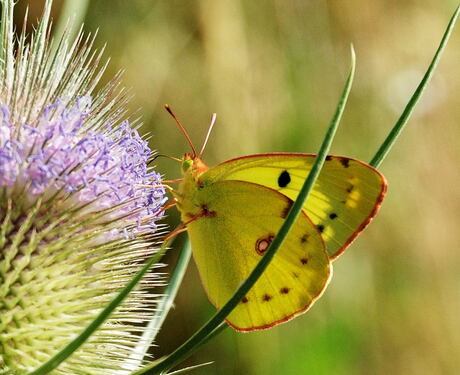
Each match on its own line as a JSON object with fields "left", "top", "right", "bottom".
{"left": 164, "top": 104, "right": 215, "bottom": 180}
{"left": 182, "top": 153, "right": 208, "bottom": 177}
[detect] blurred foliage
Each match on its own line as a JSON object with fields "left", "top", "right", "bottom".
{"left": 16, "top": 0, "right": 460, "bottom": 374}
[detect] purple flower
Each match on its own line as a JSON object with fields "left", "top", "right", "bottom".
{"left": 0, "top": 100, "right": 166, "bottom": 235}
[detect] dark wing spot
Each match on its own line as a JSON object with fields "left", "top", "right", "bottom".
{"left": 300, "top": 257, "right": 308, "bottom": 265}
{"left": 317, "top": 224, "right": 325, "bottom": 233}
{"left": 300, "top": 234, "right": 309, "bottom": 243}
{"left": 262, "top": 294, "right": 272, "bottom": 302}
{"left": 278, "top": 170, "right": 291, "bottom": 188}
{"left": 281, "top": 200, "right": 293, "bottom": 219}
{"left": 329, "top": 213, "right": 338, "bottom": 219}
{"left": 326, "top": 155, "right": 332, "bottom": 161}
{"left": 346, "top": 185, "right": 354, "bottom": 193}
{"left": 340, "top": 158, "right": 350, "bottom": 168}
{"left": 280, "top": 287, "right": 290, "bottom": 294}
{"left": 241, "top": 296, "right": 249, "bottom": 303}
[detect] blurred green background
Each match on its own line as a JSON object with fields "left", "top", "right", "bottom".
{"left": 18, "top": 1, "right": 460, "bottom": 374}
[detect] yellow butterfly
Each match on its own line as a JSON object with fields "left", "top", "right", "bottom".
{"left": 166, "top": 106, "right": 387, "bottom": 332}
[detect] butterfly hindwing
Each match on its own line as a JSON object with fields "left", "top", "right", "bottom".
{"left": 200, "top": 153, "right": 387, "bottom": 259}
{"left": 185, "top": 180, "right": 331, "bottom": 331}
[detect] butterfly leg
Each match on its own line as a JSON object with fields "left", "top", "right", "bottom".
{"left": 137, "top": 183, "right": 175, "bottom": 192}
{"left": 164, "top": 204, "right": 215, "bottom": 241}
{"left": 162, "top": 178, "right": 184, "bottom": 183}
{"left": 158, "top": 200, "right": 178, "bottom": 214}
{"left": 163, "top": 212, "right": 203, "bottom": 242}
{"left": 164, "top": 227, "right": 188, "bottom": 242}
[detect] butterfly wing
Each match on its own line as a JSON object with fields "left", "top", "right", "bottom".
{"left": 200, "top": 153, "right": 387, "bottom": 259}
{"left": 185, "top": 180, "right": 331, "bottom": 331}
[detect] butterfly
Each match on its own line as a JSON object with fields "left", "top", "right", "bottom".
{"left": 166, "top": 106, "right": 387, "bottom": 331}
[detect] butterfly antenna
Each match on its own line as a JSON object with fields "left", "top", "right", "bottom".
{"left": 199, "top": 113, "right": 217, "bottom": 158}
{"left": 164, "top": 104, "right": 197, "bottom": 157}
{"left": 148, "top": 153, "right": 182, "bottom": 166}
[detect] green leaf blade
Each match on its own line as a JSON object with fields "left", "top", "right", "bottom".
{"left": 369, "top": 5, "right": 460, "bottom": 168}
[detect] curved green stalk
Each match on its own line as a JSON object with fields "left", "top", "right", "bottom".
{"left": 132, "top": 323, "right": 227, "bottom": 375}
{"left": 166, "top": 361, "right": 214, "bottom": 375}
{"left": 133, "top": 47, "right": 356, "bottom": 375}
{"left": 370, "top": 5, "right": 460, "bottom": 168}
{"left": 129, "top": 239, "right": 192, "bottom": 368}
{"left": 26, "top": 242, "right": 169, "bottom": 375}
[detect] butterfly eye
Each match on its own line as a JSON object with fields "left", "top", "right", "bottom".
{"left": 182, "top": 159, "right": 193, "bottom": 173}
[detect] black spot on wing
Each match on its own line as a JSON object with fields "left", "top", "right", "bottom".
{"left": 317, "top": 224, "right": 325, "bottom": 233}
{"left": 281, "top": 200, "right": 293, "bottom": 219}
{"left": 278, "top": 170, "right": 291, "bottom": 188}
{"left": 340, "top": 158, "right": 350, "bottom": 168}
{"left": 329, "top": 213, "right": 338, "bottom": 219}
{"left": 300, "top": 234, "right": 309, "bottom": 243}
{"left": 262, "top": 294, "right": 272, "bottom": 302}
{"left": 241, "top": 296, "right": 249, "bottom": 303}
{"left": 280, "top": 287, "right": 290, "bottom": 294}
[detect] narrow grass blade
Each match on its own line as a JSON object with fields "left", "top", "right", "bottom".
{"left": 128, "top": 239, "right": 192, "bottom": 368}
{"left": 369, "top": 5, "right": 460, "bottom": 168}
{"left": 133, "top": 46, "right": 356, "bottom": 375}
{"left": 167, "top": 362, "right": 214, "bottom": 375}
{"left": 195, "top": 322, "right": 228, "bottom": 348}
{"left": 26, "top": 242, "right": 168, "bottom": 375}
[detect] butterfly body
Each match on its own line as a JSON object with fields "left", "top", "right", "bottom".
{"left": 174, "top": 152, "right": 386, "bottom": 331}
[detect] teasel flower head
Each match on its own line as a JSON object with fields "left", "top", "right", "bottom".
{"left": 0, "top": 0, "right": 167, "bottom": 373}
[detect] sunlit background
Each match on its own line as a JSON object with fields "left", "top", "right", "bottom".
{"left": 16, "top": 1, "right": 460, "bottom": 374}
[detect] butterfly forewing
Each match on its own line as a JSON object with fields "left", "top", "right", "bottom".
{"left": 201, "top": 153, "right": 387, "bottom": 259}
{"left": 186, "top": 180, "right": 331, "bottom": 331}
